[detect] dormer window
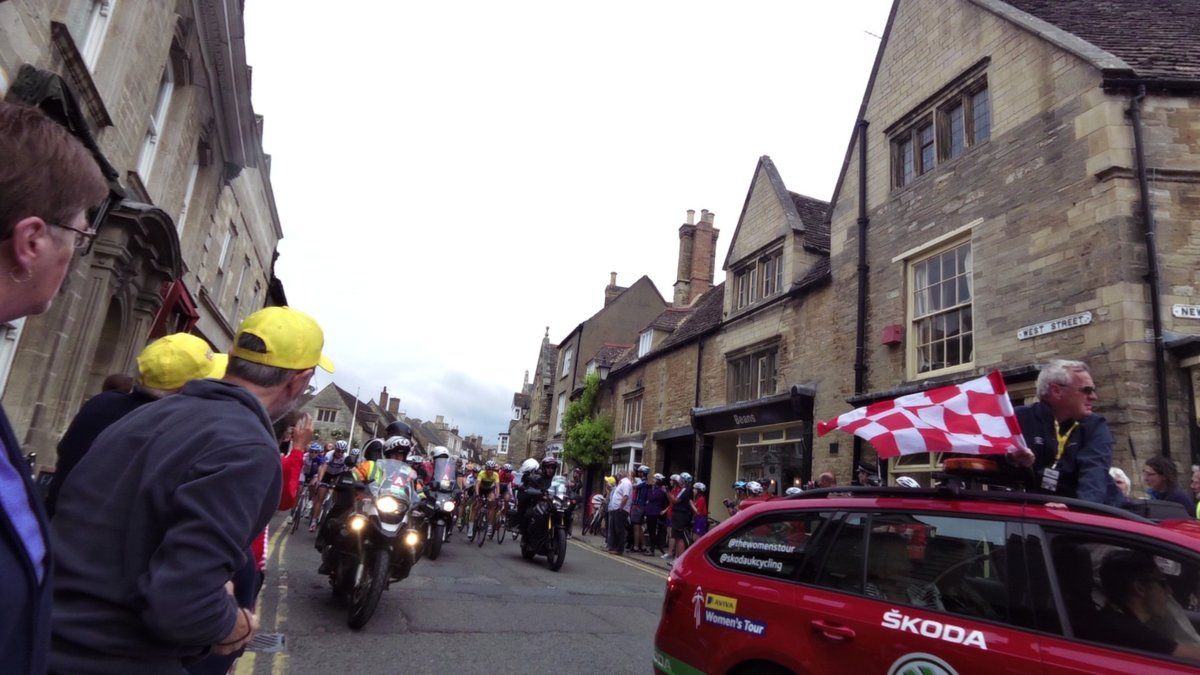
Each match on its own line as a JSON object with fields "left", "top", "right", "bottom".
{"left": 637, "top": 330, "right": 653, "bottom": 357}
{"left": 733, "top": 247, "right": 784, "bottom": 311}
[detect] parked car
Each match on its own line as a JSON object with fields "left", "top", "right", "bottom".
{"left": 655, "top": 464, "right": 1200, "bottom": 674}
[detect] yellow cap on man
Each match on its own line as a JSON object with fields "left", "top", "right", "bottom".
{"left": 137, "top": 333, "right": 228, "bottom": 390}
{"left": 232, "top": 306, "right": 334, "bottom": 373}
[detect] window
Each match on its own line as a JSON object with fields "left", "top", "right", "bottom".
{"left": 512, "top": 407, "right": 522, "bottom": 421}
{"left": 938, "top": 80, "right": 990, "bottom": 162}
{"left": 622, "top": 395, "right": 643, "bottom": 435}
{"left": 728, "top": 347, "right": 777, "bottom": 403}
{"left": 760, "top": 250, "right": 783, "bottom": 298}
{"left": 707, "top": 511, "right": 835, "bottom": 582}
{"left": 561, "top": 347, "right": 573, "bottom": 378}
{"left": 891, "top": 77, "right": 989, "bottom": 190}
{"left": 910, "top": 240, "right": 972, "bottom": 376}
{"left": 811, "top": 512, "right": 1023, "bottom": 628}
{"left": 555, "top": 392, "right": 565, "bottom": 433}
{"left": 69, "top": 0, "right": 117, "bottom": 72}
{"left": 177, "top": 161, "right": 199, "bottom": 236}
{"left": 137, "top": 66, "right": 174, "bottom": 179}
{"left": 734, "top": 248, "right": 784, "bottom": 310}
{"left": 735, "top": 268, "right": 752, "bottom": 309}
{"left": 736, "top": 427, "right": 806, "bottom": 493}
{"left": 213, "top": 223, "right": 237, "bottom": 298}
{"left": 316, "top": 408, "right": 337, "bottom": 423}
{"left": 1039, "top": 529, "right": 1200, "bottom": 668}
{"left": 609, "top": 446, "right": 643, "bottom": 478}
{"left": 498, "top": 435, "right": 510, "bottom": 455}
{"left": 638, "top": 330, "right": 653, "bottom": 358}
{"left": 892, "top": 118, "right": 935, "bottom": 188}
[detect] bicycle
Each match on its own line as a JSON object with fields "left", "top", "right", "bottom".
{"left": 681, "top": 516, "right": 721, "bottom": 548}
{"left": 474, "top": 497, "right": 488, "bottom": 548}
{"left": 288, "top": 482, "right": 313, "bottom": 535}
{"left": 495, "top": 494, "right": 513, "bottom": 546}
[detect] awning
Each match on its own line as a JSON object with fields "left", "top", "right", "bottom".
{"left": 611, "top": 439, "right": 644, "bottom": 450}
{"left": 692, "top": 385, "right": 814, "bottom": 435}
{"left": 653, "top": 425, "right": 694, "bottom": 442}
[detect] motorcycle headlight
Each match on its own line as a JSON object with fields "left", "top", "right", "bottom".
{"left": 552, "top": 498, "right": 563, "bottom": 508}
{"left": 441, "top": 500, "right": 455, "bottom": 512}
{"left": 404, "top": 531, "right": 421, "bottom": 547}
{"left": 349, "top": 515, "right": 367, "bottom": 532}
{"left": 377, "top": 496, "right": 401, "bottom": 514}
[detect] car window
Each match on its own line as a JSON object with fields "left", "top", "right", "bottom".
{"left": 810, "top": 512, "right": 1020, "bottom": 625}
{"left": 706, "top": 510, "right": 834, "bottom": 581}
{"left": 1043, "top": 530, "right": 1200, "bottom": 666}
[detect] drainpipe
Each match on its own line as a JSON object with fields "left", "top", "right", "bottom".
{"left": 1127, "top": 86, "right": 1171, "bottom": 457}
{"left": 692, "top": 336, "right": 705, "bottom": 479}
{"left": 852, "top": 119, "right": 871, "bottom": 473}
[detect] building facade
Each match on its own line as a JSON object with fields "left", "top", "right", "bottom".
{"left": 0, "top": 0, "right": 284, "bottom": 464}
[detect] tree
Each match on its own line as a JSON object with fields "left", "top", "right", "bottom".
{"left": 562, "top": 373, "right": 613, "bottom": 467}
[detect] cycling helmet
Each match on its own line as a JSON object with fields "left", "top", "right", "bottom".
{"left": 362, "top": 438, "right": 385, "bottom": 462}
{"left": 732, "top": 480, "right": 747, "bottom": 491}
{"left": 895, "top": 476, "right": 921, "bottom": 488}
{"left": 540, "top": 456, "right": 560, "bottom": 473}
{"left": 307, "top": 442, "right": 322, "bottom": 452}
{"left": 694, "top": 482, "right": 706, "bottom": 492}
{"left": 746, "top": 481, "right": 764, "bottom": 496}
{"left": 785, "top": 486, "right": 803, "bottom": 497}
{"left": 653, "top": 473, "right": 665, "bottom": 482}
{"left": 670, "top": 473, "right": 680, "bottom": 484}
{"left": 519, "top": 458, "right": 540, "bottom": 474}
{"left": 406, "top": 452, "right": 423, "bottom": 464}
{"left": 334, "top": 440, "right": 349, "bottom": 451}
{"left": 385, "top": 420, "right": 414, "bottom": 439}
{"left": 502, "top": 463, "right": 513, "bottom": 472}
{"left": 382, "top": 435, "right": 412, "bottom": 457}
{"left": 679, "top": 472, "right": 693, "bottom": 484}
{"left": 431, "top": 445, "right": 450, "bottom": 459}
{"left": 485, "top": 460, "right": 497, "bottom": 470}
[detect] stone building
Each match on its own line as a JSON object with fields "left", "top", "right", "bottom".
{"left": 513, "top": 331, "right": 558, "bottom": 463}
{"left": 822, "top": 0, "right": 1200, "bottom": 485}
{"left": 300, "top": 384, "right": 379, "bottom": 449}
{"left": 545, "top": 274, "right": 668, "bottom": 456}
{"left": 0, "top": 0, "right": 285, "bottom": 463}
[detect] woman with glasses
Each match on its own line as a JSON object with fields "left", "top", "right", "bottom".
{"left": 0, "top": 101, "right": 109, "bottom": 675}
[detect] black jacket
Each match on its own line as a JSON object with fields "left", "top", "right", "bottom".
{"left": 45, "top": 388, "right": 157, "bottom": 518}
{"left": 0, "top": 404, "right": 52, "bottom": 675}
{"left": 1015, "top": 401, "right": 1123, "bottom": 506}
{"left": 50, "top": 379, "right": 282, "bottom": 674}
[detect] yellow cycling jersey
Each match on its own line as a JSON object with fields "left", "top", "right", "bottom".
{"left": 477, "top": 469, "right": 500, "bottom": 486}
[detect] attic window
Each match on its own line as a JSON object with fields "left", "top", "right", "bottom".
{"left": 890, "top": 75, "right": 990, "bottom": 190}
{"left": 638, "top": 330, "right": 653, "bottom": 357}
{"left": 733, "top": 247, "right": 784, "bottom": 311}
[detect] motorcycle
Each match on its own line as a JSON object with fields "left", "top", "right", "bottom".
{"left": 519, "top": 478, "right": 573, "bottom": 571}
{"left": 321, "top": 459, "right": 424, "bottom": 629}
{"left": 419, "top": 456, "right": 458, "bottom": 560}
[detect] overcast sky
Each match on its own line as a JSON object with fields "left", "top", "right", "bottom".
{"left": 243, "top": 1, "right": 892, "bottom": 442}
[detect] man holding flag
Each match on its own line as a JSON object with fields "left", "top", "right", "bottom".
{"left": 817, "top": 362, "right": 1121, "bottom": 506}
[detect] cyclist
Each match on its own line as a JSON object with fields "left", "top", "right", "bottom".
{"left": 301, "top": 442, "right": 325, "bottom": 504}
{"left": 475, "top": 460, "right": 501, "bottom": 537}
{"left": 310, "top": 443, "right": 350, "bottom": 532}
{"left": 736, "top": 480, "right": 774, "bottom": 512}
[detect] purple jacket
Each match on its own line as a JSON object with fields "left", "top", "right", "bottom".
{"left": 645, "top": 486, "right": 668, "bottom": 517}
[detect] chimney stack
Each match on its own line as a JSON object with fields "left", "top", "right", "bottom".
{"left": 687, "top": 209, "right": 696, "bottom": 225}
{"left": 379, "top": 386, "right": 389, "bottom": 413}
{"left": 604, "top": 271, "right": 626, "bottom": 306}
{"left": 675, "top": 209, "right": 718, "bottom": 306}
{"left": 387, "top": 398, "right": 400, "bottom": 415}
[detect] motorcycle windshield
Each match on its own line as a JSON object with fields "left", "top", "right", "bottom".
{"left": 431, "top": 458, "right": 456, "bottom": 490}
{"left": 369, "top": 459, "right": 416, "bottom": 504}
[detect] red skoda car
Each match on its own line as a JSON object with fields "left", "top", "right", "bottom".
{"left": 655, "top": 480, "right": 1200, "bottom": 674}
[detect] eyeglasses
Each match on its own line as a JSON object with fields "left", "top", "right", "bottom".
{"left": 48, "top": 220, "right": 98, "bottom": 254}
{"left": 1057, "top": 384, "right": 1097, "bottom": 396}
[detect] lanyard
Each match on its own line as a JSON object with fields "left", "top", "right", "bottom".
{"left": 1054, "top": 420, "right": 1079, "bottom": 462}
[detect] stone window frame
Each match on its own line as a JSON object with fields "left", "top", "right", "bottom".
{"left": 637, "top": 330, "right": 653, "bottom": 358}
{"left": 316, "top": 408, "right": 337, "bottom": 423}
{"left": 732, "top": 244, "right": 785, "bottom": 313}
{"left": 886, "top": 59, "right": 991, "bottom": 192}
{"left": 900, "top": 228, "right": 976, "bottom": 381}
{"left": 555, "top": 392, "right": 565, "bottom": 433}
{"left": 560, "top": 346, "right": 574, "bottom": 379}
{"left": 726, "top": 340, "right": 780, "bottom": 403}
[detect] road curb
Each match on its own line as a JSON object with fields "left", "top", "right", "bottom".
{"left": 570, "top": 534, "right": 673, "bottom": 576}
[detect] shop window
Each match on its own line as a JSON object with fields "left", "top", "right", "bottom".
{"left": 908, "top": 239, "right": 973, "bottom": 378}
{"left": 736, "top": 427, "right": 806, "bottom": 494}
{"left": 707, "top": 511, "right": 835, "bottom": 582}
{"left": 609, "top": 446, "right": 643, "bottom": 478}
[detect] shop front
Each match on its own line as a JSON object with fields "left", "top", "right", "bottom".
{"left": 692, "top": 386, "right": 814, "bottom": 521}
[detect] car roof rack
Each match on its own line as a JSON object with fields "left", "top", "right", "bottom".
{"left": 787, "top": 486, "right": 1155, "bottom": 525}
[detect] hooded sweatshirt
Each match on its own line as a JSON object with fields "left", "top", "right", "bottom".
{"left": 50, "top": 379, "right": 282, "bottom": 674}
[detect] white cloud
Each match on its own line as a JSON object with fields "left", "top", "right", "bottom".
{"left": 245, "top": 0, "right": 892, "bottom": 440}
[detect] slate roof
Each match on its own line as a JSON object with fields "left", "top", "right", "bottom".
{"left": 332, "top": 384, "right": 381, "bottom": 433}
{"left": 790, "top": 192, "right": 831, "bottom": 252}
{"left": 589, "top": 342, "right": 633, "bottom": 368}
{"left": 1000, "top": 0, "right": 1200, "bottom": 82}
{"left": 788, "top": 256, "right": 832, "bottom": 294}
{"left": 645, "top": 307, "right": 693, "bottom": 333}
{"left": 656, "top": 283, "right": 725, "bottom": 353}
{"left": 512, "top": 392, "right": 531, "bottom": 409}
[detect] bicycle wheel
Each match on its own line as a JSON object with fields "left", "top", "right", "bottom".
{"left": 495, "top": 509, "right": 507, "bottom": 545}
{"left": 288, "top": 495, "right": 303, "bottom": 534}
{"left": 475, "top": 506, "right": 487, "bottom": 548}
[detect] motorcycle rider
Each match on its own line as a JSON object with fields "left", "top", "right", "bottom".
{"left": 517, "top": 456, "right": 558, "bottom": 533}
{"left": 317, "top": 435, "right": 409, "bottom": 573}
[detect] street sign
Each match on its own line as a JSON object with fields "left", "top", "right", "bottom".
{"left": 1017, "top": 311, "right": 1092, "bottom": 340}
{"left": 1173, "top": 304, "right": 1200, "bottom": 320}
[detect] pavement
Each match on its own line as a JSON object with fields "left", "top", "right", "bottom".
{"left": 235, "top": 516, "right": 668, "bottom": 675}
{"left": 569, "top": 529, "right": 677, "bottom": 575}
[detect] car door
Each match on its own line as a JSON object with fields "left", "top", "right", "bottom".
{"left": 1025, "top": 524, "right": 1200, "bottom": 674}
{"left": 695, "top": 508, "right": 841, "bottom": 673}
{"left": 799, "top": 510, "right": 1044, "bottom": 674}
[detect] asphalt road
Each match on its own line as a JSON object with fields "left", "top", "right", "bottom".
{"left": 236, "top": 515, "right": 667, "bottom": 675}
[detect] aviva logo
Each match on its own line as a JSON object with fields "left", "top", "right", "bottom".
{"left": 704, "top": 593, "right": 737, "bottom": 614}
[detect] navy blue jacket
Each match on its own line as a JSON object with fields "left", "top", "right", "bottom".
{"left": 50, "top": 379, "right": 281, "bottom": 674}
{"left": 1015, "top": 401, "right": 1123, "bottom": 506}
{"left": 0, "top": 404, "right": 52, "bottom": 674}
{"left": 45, "top": 388, "right": 157, "bottom": 518}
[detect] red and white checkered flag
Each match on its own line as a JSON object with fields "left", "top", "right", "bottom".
{"left": 816, "top": 371, "right": 1027, "bottom": 459}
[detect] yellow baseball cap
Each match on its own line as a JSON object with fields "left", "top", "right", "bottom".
{"left": 137, "top": 333, "right": 228, "bottom": 390}
{"left": 231, "top": 306, "right": 334, "bottom": 373}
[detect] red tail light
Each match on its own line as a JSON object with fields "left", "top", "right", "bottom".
{"left": 663, "top": 571, "right": 684, "bottom": 616}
